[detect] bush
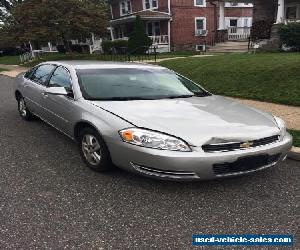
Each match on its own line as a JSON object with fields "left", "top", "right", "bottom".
{"left": 102, "top": 40, "right": 113, "bottom": 54}
{"left": 102, "top": 40, "right": 129, "bottom": 54}
{"left": 278, "top": 23, "right": 300, "bottom": 51}
{"left": 0, "top": 47, "right": 23, "bottom": 56}
{"left": 128, "top": 16, "right": 152, "bottom": 54}
{"left": 112, "top": 40, "right": 129, "bottom": 54}
{"left": 70, "top": 44, "right": 83, "bottom": 53}
{"left": 57, "top": 45, "right": 67, "bottom": 54}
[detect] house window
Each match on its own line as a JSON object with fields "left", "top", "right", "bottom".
{"left": 196, "top": 45, "right": 206, "bottom": 51}
{"left": 195, "top": 17, "right": 207, "bottom": 36}
{"left": 194, "top": 0, "right": 206, "bottom": 7}
{"left": 120, "top": 0, "right": 132, "bottom": 16}
{"left": 286, "top": 6, "right": 297, "bottom": 20}
{"left": 144, "top": 0, "right": 158, "bottom": 10}
{"left": 230, "top": 19, "right": 238, "bottom": 27}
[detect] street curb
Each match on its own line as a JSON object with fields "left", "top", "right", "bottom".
{"left": 288, "top": 147, "right": 300, "bottom": 162}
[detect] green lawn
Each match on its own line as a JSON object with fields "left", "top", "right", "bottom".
{"left": 159, "top": 53, "right": 300, "bottom": 107}
{"left": 0, "top": 51, "right": 201, "bottom": 67}
{"left": 0, "top": 55, "right": 20, "bottom": 65}
{"left": 21, "top": 51, "right": 201, "bottom": 67}
{"left": 0, "top": 68, "right": 7, "bottom": 72}
{"left": 289, "top": 130, "right": 300, "bottom": 147}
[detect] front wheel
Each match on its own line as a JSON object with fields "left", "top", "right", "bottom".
{"left": 17, "top": 95, "right": 34, "bottom": 121}
{"left": 79, "top": 127, "right": 113, "bottom": 172}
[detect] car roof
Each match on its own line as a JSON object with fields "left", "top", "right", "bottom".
{"left": 43, "top": 60, "right": 166, "bottom": 70}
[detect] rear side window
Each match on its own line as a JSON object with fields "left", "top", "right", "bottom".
{"left": 30, "top": 64, "right": 56, "bottom": 85}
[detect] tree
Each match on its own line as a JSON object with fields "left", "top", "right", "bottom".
{"left": 128, "top": 16, "right": 152, "bottom": 54}
{"left": 0, "top": 0, "right": 108, "bottom": 51}
{"left": 0, "top": 0, "right": 23, "bottom": 22}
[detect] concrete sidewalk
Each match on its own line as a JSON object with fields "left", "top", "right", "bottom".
{"left": 0, "top": 64, "right": 28, "bottom": 78}
{"left": 234, "top": 98, "right": 300, "bottom": 130}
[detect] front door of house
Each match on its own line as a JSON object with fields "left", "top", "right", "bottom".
{"left": 146, "top": 21, "right": 160, "bottom": 37}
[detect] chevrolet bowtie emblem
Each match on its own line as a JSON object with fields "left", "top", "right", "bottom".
{"left": 240, "top": 141, "right": 254, "bottom": 148}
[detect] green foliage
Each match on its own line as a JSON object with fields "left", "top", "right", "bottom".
{"left": 288, "top": 130, "right": 300, "bottom": 147}
{"left": 128, "top": 16, "right": 152, "bottom": 54}
{"left": 159, "top": 53, "right": 300, "bottom": 107}
{"left": 0, "top": 0, "right": 108, "bottom": 51}
{"left": 102, "top": 40, "right": 128, "bottom": 54}
{"left": 278, "top": 23, "right": 300, "bottom": 51}
{"left": 101, "top": 41, "right": 113, "bottom": 54}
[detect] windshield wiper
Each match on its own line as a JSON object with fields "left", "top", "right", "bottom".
{"left": 93, "top": 97, "right": 157, "bottom": 101}
{"left": 194, "top": 92, "right": 212, "bottom": 97}
{"left": 165, "top": 95, "right": 195, "bottom": 99}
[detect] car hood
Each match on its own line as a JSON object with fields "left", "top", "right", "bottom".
{"left": 91, "top": 96, "right": 280, "bottom": 146}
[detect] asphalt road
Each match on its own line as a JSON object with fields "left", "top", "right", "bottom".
{"left": 0, "top": 75, "right": 299, "bottom": 249}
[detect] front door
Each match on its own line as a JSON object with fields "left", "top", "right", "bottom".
{"left": 146, "top": 21, "right": 160, "bottom": 37}
{"left": 42, "top": 66, "right": 75, "bottom": 135}
{"left": 23, "top": 64, "right": 56, "bottom": 116}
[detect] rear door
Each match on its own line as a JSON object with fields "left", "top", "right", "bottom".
{"left": 23, "top": 64, "right": 56, "bottom": 116}
{"left": 42, "top": 66, "right": 76, "bottom": 135}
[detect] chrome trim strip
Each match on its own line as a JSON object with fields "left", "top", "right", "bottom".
{"left": 130, "top": 163, "right": 200, "bottom": 179}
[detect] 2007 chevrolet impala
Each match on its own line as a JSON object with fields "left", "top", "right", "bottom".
{"left": 14, "top": 61, "right": 292, "bottom": 180}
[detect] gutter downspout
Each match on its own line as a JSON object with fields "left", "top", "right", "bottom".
{"left": 168, "top": 0, "right": 171, "bottom": 52}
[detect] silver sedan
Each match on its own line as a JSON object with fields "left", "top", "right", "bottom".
{"left": 14, "top": 61, "right": 292, "bottom": 180}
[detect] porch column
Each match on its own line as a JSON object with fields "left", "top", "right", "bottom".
{"left": 276, "top": 0, "right": 285, "bottom": 23}
{"left": 109, "top": 26, "right": 115, "bottom": 41}
{"left": 48, "top": 42, "right": 52, "bottom": 52}
{"left": 218, "top": 1, "right": 225, "bottom": 30}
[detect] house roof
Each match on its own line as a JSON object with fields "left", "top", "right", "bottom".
{"left": 110, "top": 10, "right": 171, "bottom": 25}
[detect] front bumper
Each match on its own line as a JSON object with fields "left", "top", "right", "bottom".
{"left": 107, "top": 133, "right": 293, "bottom": 181}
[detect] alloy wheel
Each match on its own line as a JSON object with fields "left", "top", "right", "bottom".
{"left": 81, "top": 134, "right": 102, "bottom": 166}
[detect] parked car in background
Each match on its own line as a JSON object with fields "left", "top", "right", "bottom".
{"left": 14, "top": 61, "right": 292, "bottom": 180}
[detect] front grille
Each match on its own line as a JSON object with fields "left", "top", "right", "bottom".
{"left": 202, "top": 135, "right": 280, "bottom": 153}
{"left": 213, "top": 154, "right": 281, "bottom": 176}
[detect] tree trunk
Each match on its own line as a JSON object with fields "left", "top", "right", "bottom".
{"left": 62, "top": 34, "right": 71, "bottom": 53}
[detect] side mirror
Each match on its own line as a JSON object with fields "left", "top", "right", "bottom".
{"left": 46, "top": 87, "right": 68, "bottom": 96}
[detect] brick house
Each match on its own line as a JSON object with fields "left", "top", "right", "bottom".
{"left": 108, "top": 0, "right": 253, "bottom": 52}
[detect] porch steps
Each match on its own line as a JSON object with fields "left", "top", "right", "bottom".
{"left": 208, "top": 41, "right": 249, "bottom": 53}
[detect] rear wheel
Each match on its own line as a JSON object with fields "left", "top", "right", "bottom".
{"left": 78, "top": 127, "right": 113, "bottom": 172}
{"left": 17, "top": 95, "right": 34, "bottom": 121}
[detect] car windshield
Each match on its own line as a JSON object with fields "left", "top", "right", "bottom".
{"left": 76, "top": 68, "right": 210, "bottom": 101}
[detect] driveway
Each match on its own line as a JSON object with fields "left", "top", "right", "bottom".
{"left": 0, "top": 75, "right": 299, "bottom": 249}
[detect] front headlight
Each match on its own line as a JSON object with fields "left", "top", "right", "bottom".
{"left": 274, "top": 116, "right": 287, "bottom": 140}
{"left": 119, "top": 128, "right": 191, "bottom": 152}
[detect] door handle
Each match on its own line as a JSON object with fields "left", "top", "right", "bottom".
{"left": 24, "top": 84, "right": 30, "bottom": 88}
{"left": 42, "top": 92, "right": 48, "bottom": 98}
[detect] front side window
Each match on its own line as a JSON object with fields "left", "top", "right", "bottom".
{"left": 49, "top": 66, "right": 72, "bottom": 91}
{"left": 120, "top": 0, "right": 132, "bottom": 16}
{"left": 76, "top": 68, "right": 210, "bottom": 100}
{"left": 30, "top": 64, "right": 56, "bottom": 85}
{"left": 144, "top": 0, "right": 158, "bottom": 10}
{"left": 195, "top": 0, "right": 205, "bottom": 7}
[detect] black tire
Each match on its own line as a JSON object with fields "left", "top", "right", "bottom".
{"left": 17, "top": 95, "right": 34, "bottom": 121}
{"left": 78, "top": 127, "right": 113, "bottom": 172}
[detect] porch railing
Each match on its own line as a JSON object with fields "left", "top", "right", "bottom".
{"left": 228, "top": 27, "right": 251, "bottom": 40}
{"left": 149, "top": 35, "right": 169, "bottom": 44}
{"left": 115, "top": 35, "right": 169, "bottom": 45}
